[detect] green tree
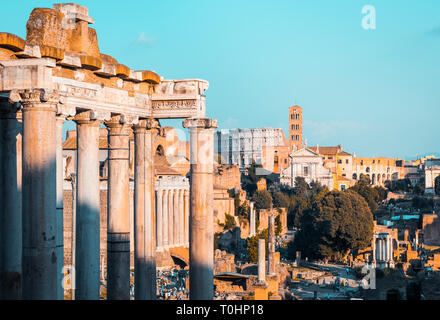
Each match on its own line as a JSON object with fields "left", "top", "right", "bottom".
{"left": 252, "top": 190, "right": 273, "bottom": 210}
{"left": 272, "top": 191, "right": 289, "bottom": 208}
{"left": 435, "top": 176, "right": 440, "bottom": 196}
{"left": 291, "top": 190, "right": 374, "bottom": 260}
{"left": 242, "top": 161, "right": 263, "bottom": 197}
{"left": 294, "top": 176, "right": 309, "bottom": 197}
{"left": 275, "top": 214, "right": 282, "bottom": 236}
{"left": 246, "top": 229, "right": 268, "bottom": 263}
{"left": 223, "top": 213, "right": 236, "bottom": 230}
{"left": 349, "top": 180, "right": 380, "bottom": 213}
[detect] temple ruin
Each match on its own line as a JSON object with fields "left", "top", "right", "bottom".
{"left": 0, "top": 3, "right": 217, "bottom": 300}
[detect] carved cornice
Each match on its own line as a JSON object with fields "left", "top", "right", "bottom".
{"left": 182, "top": 118, "right": 218, "bottom": 129}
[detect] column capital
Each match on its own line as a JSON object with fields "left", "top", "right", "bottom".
{"left": 56, "top": 104, "right": 76, "bottom": 119}
{"left": 105, "top": 114, "right": 138, "bottom": 128}
{"left": 182, "top": 118, "right": 218, "bottom": 129}
{"left": 10, "top": 89, "right": 61, "bottom": 106}
{"left": 132, "top": 118, "right": 159, "bottom": 131}
{"left": 73, "top": 110, "right": 110, "bottom": 124}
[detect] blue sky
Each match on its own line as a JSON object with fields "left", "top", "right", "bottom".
{"left": 1, "top": 1, "right": 439, "bottom": 159}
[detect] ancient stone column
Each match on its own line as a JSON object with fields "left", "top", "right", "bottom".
{"left": 168, "top": 189, "right": 175, "bottom": 247}
{"left": 133, "top": 118, "right": 157, "bottom": 300}
{"left": 268, "top": 214, "right": 276, "bottom": 275}
{"left": 55, "top": 115, "right": 65, "bottom": 300}
{"left": 249, "top": 202, "right": 256, "bottom": 237}
{"left": 20, "top": 89, "right": 59, "bottom": 299}
{"left": 184, "top": 189, "right": 189, "bottom": 247}
{"left": 173, "top": 189, "right": 179, "bottom": 246}
{"left": 183, "top": 118, "right": 218, "bottom": 300}
{"left": 0, "top": 100, "right": 22, "bottom": 299}
{"left": 105, "top": 115, "right": 131, "bottom": 300}
{"left": 258, "top": 239, "right": 266, "bottom": 283}
{"left": 156, "top": 190, "right": 163, "bottom": 250}
{"left": 178, "top": 189, "right": 184, "bottom": 246}
{"left": 162, "top": 189, "right": 169, "bottom": 248}
{"left": 74, "top": 111, "right": 102, "bottom": 300}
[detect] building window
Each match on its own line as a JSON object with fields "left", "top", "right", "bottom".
{"left": 274, "top": 156, "right": 279, "bottom": 166}
{"left": 341, "top": 184, "right": 346, "bottom": 191}
{"left": 292, "top": 135, "right": 295, "bottom": 140}
{"left": 338, "top": 159, "right": 342, "bottom": 164}
{"left": 328, "top": 156, "right": 333, "bottom": 160}
{"left": 366, "top": 167, "right": 370, "bottom": 173}
{"left": 360, "top": 160, "right": 364, "bottom": 166}
{"left": 342, "top": 174, "right": 346, "bottom": 177}
{"left": 346, "top": 159, "right": 349, "bottom": 164}
{"left": 296, "top": 135, "right": 299, "bottom": 140}
{"left": 304, "top": 166, "right": 309, "bottom": 176}
{"left": 296, "top": 114, "right": 299, "bottom": 119}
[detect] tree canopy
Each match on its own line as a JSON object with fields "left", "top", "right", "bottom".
{"left": 435, "top": 175, "right": 440, "bottom": 196}
{"left": 252, "top": 190, "right": 273, "bottom": 210}
{"left": 349, "top": 180, "right": 381, "bottom": 213}
{"left": 291, "top": 190, "right": 374, "bottom": 260}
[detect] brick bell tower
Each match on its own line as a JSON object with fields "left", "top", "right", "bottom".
{"left": 288, "top": 105, "right": 303, "bottom": 152}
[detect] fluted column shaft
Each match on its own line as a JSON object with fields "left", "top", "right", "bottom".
{"left": 105, "top": 116, "right": 131, "bottom": 300}
{"left": 162, "top": 190, "right": 169, "bottom": 248}
{"left": 178, "top": 189, "right": 184, "bottom": 246}
{"left": 156, "top": 190, "right": 163, "bottom": 250}
{"left": 21, "top": 90, "right": 59, "bottom": 299}
{"left": 74, "top": 113, "right": 101, "bottom": 300}
{"left": 168, "top": 189, "right": 174, "bottom": 247}
{"left": 0, "top": 100, "right": 22, "bottom": 299}
{"left": 183, "top": 118, "right": 217, "bottom": 300}
{"left": 173, "top": 189, "right": 179, "bottom": 246}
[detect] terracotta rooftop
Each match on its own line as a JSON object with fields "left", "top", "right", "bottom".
{"left": 309, "top": 145, "right": 352, "bottom": 156}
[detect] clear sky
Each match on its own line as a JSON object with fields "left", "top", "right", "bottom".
{"left": 1, "top": 0, "right": 439, "bottom": 159}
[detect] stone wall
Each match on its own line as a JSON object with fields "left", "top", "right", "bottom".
{"left": 422, "top": 214, "right": 440, "bottom": 245}
{"left": 213, "top": 164, "right": 241, "bottom": 190}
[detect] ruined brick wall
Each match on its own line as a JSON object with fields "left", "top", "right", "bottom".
{"left": 63, "top": 188, "right": 135, "bottom": 270}
{"left": 422, "top": 214, "right": 440, "bottom": 246}
{"left": 213, "top": 165, "right": 241, "bottom": 190}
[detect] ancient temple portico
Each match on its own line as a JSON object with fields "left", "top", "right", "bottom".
{"left": 0, "top": 3, "right": 216, "bottom": 300}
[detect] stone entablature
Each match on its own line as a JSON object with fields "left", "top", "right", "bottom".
{"left": 0, "top": 4, "right": 208, "bottom": 120}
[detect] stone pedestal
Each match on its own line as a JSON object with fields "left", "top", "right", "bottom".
{"left": 183, "top": 118, "right": 217, "bottom": 300}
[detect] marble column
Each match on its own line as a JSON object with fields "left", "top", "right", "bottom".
{"left": 249, "top": 202, "right": 256, "bottom": 237}
{"left": 156, "top": 190, "right": 163, "bottom": 250}
{"left": 173, "top": 189, "right": 179, "bottom": 247}
{"left": 168, "top": 189, "right": 174, "bottom": 247}
{"left": 55, "top": 115, "right": 65, "bottom": 300}
{"left": 268, "top": 215, "right": 276, "bottom": 275}
{"left": 162, "top": 189, "right": 169, "bottom": 248}
{"left": 133, "top": 118, "right": 157, "bottom": 300}
{"left": 74, "top": 111, "right": 101, "bottom": 300}
{"left": 0, "top": 100, "right": 22, "bottom": 299}
{"left": 178, "top": 189, "right": 184, "bottom": 246}
{"left": 184, "top": 190, "right": 189, "bottom": 247}
{"left": 105, "top": 115, "right": 131, "bottom": 300}
{"left": 20, "top": 89, "right": 59, "bottom": 299}
{"left": 183, "top": 118, "right": 217, "bottom": 300}
{"left": 258, "top": 239, "right": 266, "bottom": 283}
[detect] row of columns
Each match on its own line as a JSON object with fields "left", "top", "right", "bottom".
{"left": 0, "top": 89, "right": 218, "bottom": 300}
{"left": 373, "top": 234, "right": 394, "bottom": 265}
{"left": 155, "top": 187, "right": 189, "bottom": 250}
